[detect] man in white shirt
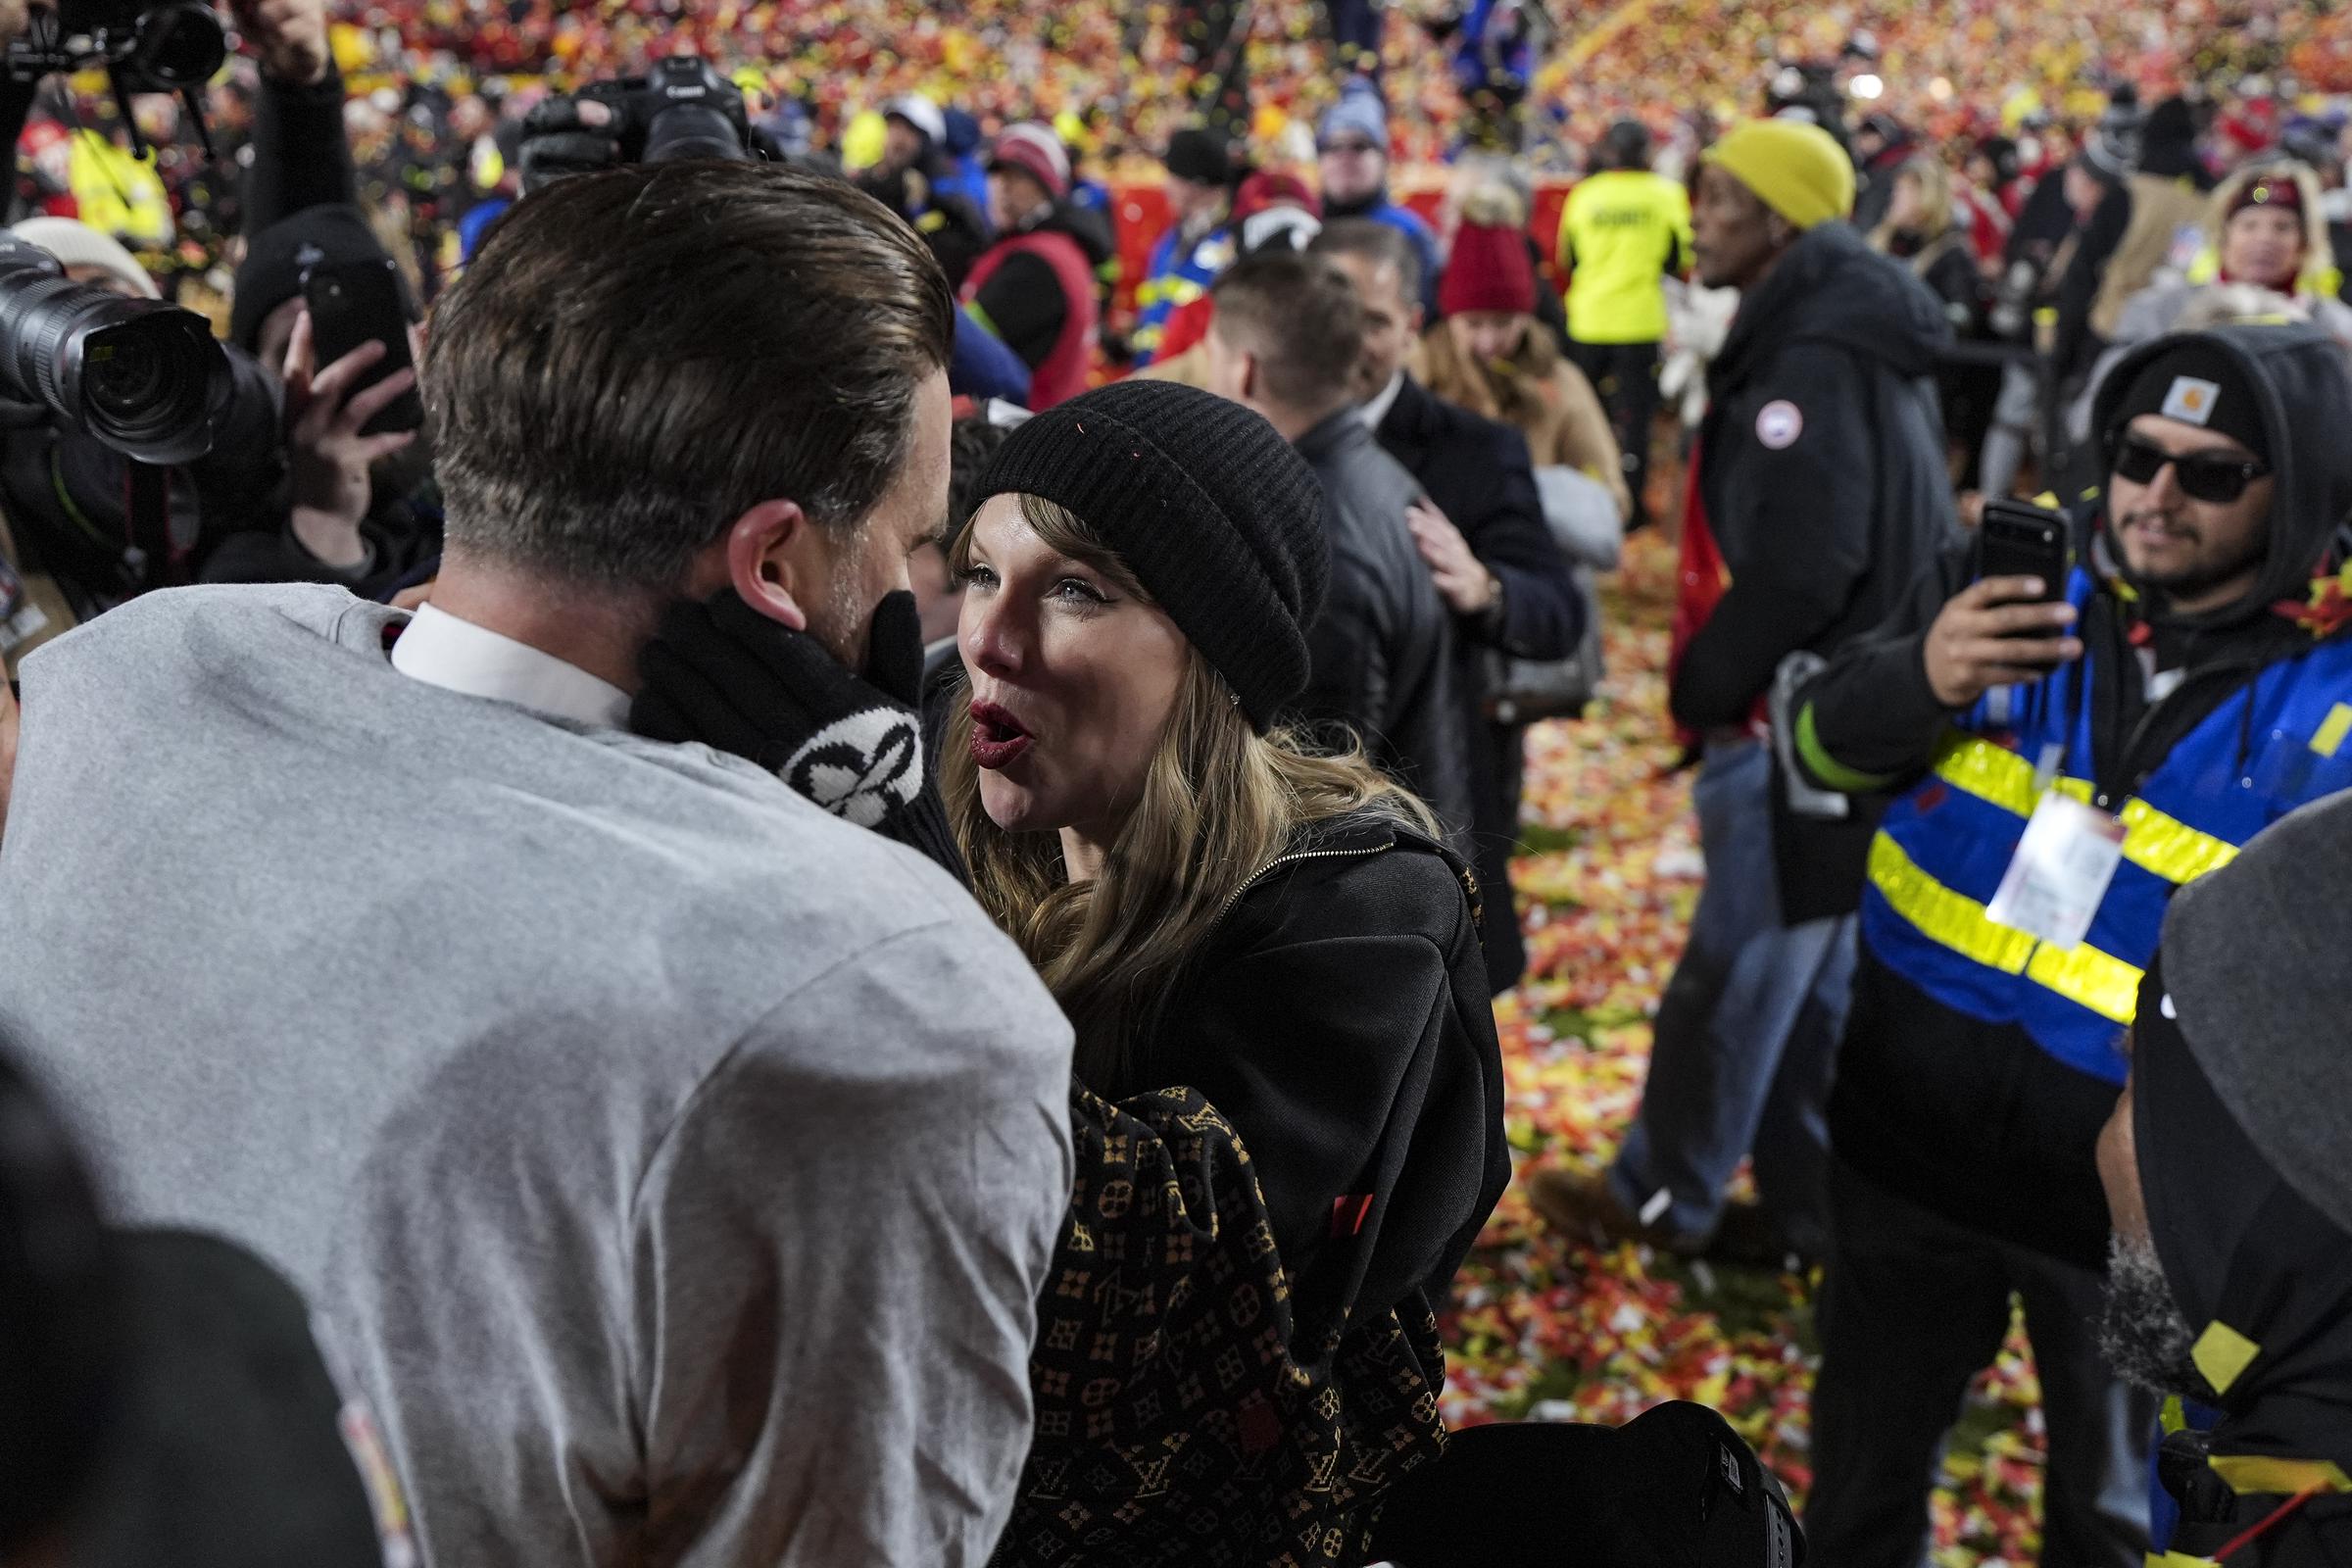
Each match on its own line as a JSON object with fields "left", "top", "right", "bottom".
{"left": 0, "top": 161, "right": 1075, "bottom": 1567}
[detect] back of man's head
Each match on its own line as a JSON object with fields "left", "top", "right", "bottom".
{"left": 1310, "top": 218, "right": 1422, "bottom": 314}
{"left": 425, "top": 162, "right": 956, "bottom": 592}
{"left": 1209, "top": 250, "right": 1364, "bottom": 417}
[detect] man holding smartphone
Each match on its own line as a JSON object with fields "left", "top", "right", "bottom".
{"left": 1789, "top": 324, "right": 2352, "bottom": 1568}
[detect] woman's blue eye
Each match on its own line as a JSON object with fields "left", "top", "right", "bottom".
{"left": 962, "top": 564, "right": 1000, "bottom": 590}
{"left": 1053, "top": 578, "right": 1110, "bottom": 605}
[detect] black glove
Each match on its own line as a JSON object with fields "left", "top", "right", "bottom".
{"left": 632, "top": 588, "right": 967, "bottom": 881}
{"left": 518, "top": 95, "right": 622, "bottom": 196}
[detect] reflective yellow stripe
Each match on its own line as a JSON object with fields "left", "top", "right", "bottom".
{"left": 2025, "top": 938, "right": 2142, "bottom": 1025}
{"left": 2312, "top": 702, "right": 2352, "bottom": 759}
{"left": 1868, "top": 833, "right": 2145, "bottom": 1022}
{"left": 1931, "top": 736, "right": 2237, "bottom": 886}
{"left": 1159, "top": 278, "right": 1207, "bottom": 307}
{"left": 1868, "top": 834, "right": 2035, "bottom": 975}
{"left": 2207, "top": 1456, "right": 2352, "bottom": 1496}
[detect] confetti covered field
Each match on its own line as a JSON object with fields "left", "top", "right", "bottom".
{"left": 1444, "top": 523, "right": 2055, "bottom": 1567}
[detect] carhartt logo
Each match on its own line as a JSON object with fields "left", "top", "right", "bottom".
{"left": 2162, "top": 376, "right": 2221, "bottom": 425}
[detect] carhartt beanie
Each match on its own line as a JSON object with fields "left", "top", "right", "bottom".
{"left": 1701, "top": 120, "right": 1855, "bottom": 230}
{"left": 2112, "top": 339, "right": 2271, "bottom": 464}
{"left": 2159, "top": 790, "right": 2352, "bottom": 1238}
{"left": 970, "top": 380, "right": 1331, "bottom": 731}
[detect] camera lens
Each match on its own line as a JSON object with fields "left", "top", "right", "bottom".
{"left": 125, "top": 0, "right": 228, "bottom": 91}
{"left": 0, "top": 238, "right": 224, "bottom": 465}
{"left": 642, "top": 104, "right": 746, "bottom": 164}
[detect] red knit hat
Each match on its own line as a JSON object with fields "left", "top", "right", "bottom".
{"left": 1439, "top": 220, "right": 1536, "bottom": 318}
{"left": 2225, "top": 171, "right": 2305, "bottom": 225}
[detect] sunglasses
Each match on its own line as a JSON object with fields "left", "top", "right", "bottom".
{"left": 2111, "top": 432, "right": 2272, "bottom": 504}
{"left": 1321, "top": 139, "right": 1379, "bottom": 156}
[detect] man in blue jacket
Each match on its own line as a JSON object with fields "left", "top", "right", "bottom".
{"left": 1791, "top": 324, "right": 2352, "bottom": 1568}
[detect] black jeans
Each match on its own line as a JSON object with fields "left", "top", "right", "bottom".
{"left": 1805, "top": 1160, "right": 2156, "bottom": 1568}
{"left": 1565, "top": 338, "right": 1662, "bottom": 526}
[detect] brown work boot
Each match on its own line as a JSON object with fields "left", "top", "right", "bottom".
{"left": 1525, "top": 1166, "right": 1681, "bottom": 1252}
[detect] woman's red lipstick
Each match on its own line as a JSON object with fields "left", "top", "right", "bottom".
{"left": 969, "top": 700, "right": 1035, "bottom": 769}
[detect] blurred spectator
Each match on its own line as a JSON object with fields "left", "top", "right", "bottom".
{"left": 1533, "top": 120, "right": 1958, "bottom": 1268}
{"left": 1558, "top": 118, "right": 1691, "bottom": 523}
{"left": 1319, "top": 77, "right": 1444, "bottom": 314}
{"left": 1130, "top": 126, "right": 1235, "bottom": 368}
{"left": 1204, "top": 248, "right": 1477, "bottom": 843}
{"left": 1418, "top": 185, "right": 1630, "bottom": 516}
{"left": 1867, "top": 157, "right": 2000, "bottom": 483}
{"left": 2075, "top": 164, "right": 2352, "bottom": 442}
{"left": 965, "top": 122, "right": 1113, "bottom": 409}
{"left": 1318, "top": 215, "right": 1587, "bottom": 994}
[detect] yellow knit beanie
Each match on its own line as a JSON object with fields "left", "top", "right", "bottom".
{"left": 1701, "top": 120, "right": 1856, "bottom": 231}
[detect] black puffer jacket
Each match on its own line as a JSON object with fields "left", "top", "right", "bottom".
{"left": 1115, "top": 809, "right": 1509, "bottom": 1355}
{"left": 1291, "top": 411, "right": 1479, "bottom": 847}
{"left": 1674, "top": 219, "right": 1960, "bottom": 922}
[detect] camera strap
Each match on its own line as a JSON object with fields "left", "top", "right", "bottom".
{"left": 122, "top": 461, "right": 182, "bottom": 590}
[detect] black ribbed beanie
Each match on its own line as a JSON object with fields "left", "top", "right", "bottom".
{"left": 971, "top": 380, "right": 1330, "bottom": 732}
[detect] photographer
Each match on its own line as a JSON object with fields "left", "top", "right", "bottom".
{"left": 0, "top": 0, "right": 428, "bottom": 623}
{"left": 1788, "top": 326, "right": 2352, "bottom": 1567}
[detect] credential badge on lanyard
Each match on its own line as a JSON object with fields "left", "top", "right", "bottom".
{"left": 1986, "top": 739, "right": 2124, "bottom": 951}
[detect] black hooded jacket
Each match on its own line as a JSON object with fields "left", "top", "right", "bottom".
{"left": 1796, "top": 324, "right": 2352, "bottom": 1265}
{"left": 1674, "top": 219, "right": 1959, "bottom": 922}
{"left": 2136, "top": 987, "right": 2352, "bottom": 1567}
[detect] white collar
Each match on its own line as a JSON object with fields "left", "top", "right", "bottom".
{"left": 1358, "top": 369, "right": 1407, "bottom": 431}
{"left": 389, "top": 603, "right": 631, "bottom": 730}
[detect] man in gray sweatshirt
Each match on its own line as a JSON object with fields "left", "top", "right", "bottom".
{"left": 0, "top": 163, "right": 1075, "bottom": 1566}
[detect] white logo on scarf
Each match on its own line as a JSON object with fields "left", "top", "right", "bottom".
{"left": 1756, "top": 400, "right": 1804, "bottom": 450}
{"left": 781, "top": 710, "right": 922, "bottom": 829}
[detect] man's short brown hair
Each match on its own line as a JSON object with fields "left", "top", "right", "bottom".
{"left": 424, "top": 162, "right": 955, "bottom": 589}
{"left": 1208, "top": 250, "right": 1363, "bottom": 414}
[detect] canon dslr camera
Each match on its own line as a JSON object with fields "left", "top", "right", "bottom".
{"left": 578, "top": 56, "right": 754, "bottom": 165}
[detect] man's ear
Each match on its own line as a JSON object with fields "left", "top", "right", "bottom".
{"left": 1407, "top": 303, "right": 1426, "bottom": 338}
{"left": 727, "top": 500, "right": 815, "bottom": 630}
{"left": 1238, "top": 348, "right": 1264, "bottom": 408}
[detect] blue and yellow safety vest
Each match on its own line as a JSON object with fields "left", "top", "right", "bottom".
{"left": 1863, "top": 568, "right": 2352, "bottom": 1084}
{"left": 1131, "top": 224, "right": 1233, "bottom": 367}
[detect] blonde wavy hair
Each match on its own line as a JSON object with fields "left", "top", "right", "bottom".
{"left": 1867, "top": 155, "right": 1956, "bottom": 253}
{"left": 941, "top": 494, "right": 1437, "bottom": 1084}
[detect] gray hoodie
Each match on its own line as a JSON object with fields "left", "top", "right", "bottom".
{"left": 0, "top": 583, "right": 1075, "bottom": 1567}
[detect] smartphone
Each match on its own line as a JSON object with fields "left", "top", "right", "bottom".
{"left": 300, "top": 257, "right": 424, "bottom": 437}
{"left": 1978, "top": 498, "right": 2071, "bottom": 604}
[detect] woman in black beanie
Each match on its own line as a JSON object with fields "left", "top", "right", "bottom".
{"left": 940, "top": 378, "right": 1508, "bottom": 1565}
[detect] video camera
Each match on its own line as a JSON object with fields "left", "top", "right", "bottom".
{"left": 5, "top": 1, "right": 228, "bottom": 159}
{"left": 577, "top": 55, "right": 755, "bottom": 165}
{"left": 0, "top": 234, "right": 227, "bottom": 466}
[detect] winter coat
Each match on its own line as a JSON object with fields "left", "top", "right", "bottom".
{"left": 1374, "top": 374, "right": 1585, "bottom": 992}
{"left": 1794, "top": 323, "right": 2352, "bottom": 1265}
{"left": 1674, "top": 219, "right": 1960, "bottom": 923}
{"left": 1412, "top": 334, "right": 1632, "bottom": 519}
{"left": 965, "top": 202, "right": 1116, "bottom": 410}
{"left": 1004, "top": 811, "right": 1509, "bottom": 1567}
{"left": 1291, "top": 410, "right": 1479, "bottom": 846}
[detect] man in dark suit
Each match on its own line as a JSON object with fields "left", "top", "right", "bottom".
{"left": 1315, "top": 219, "right": 1586, "bottom": 993}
